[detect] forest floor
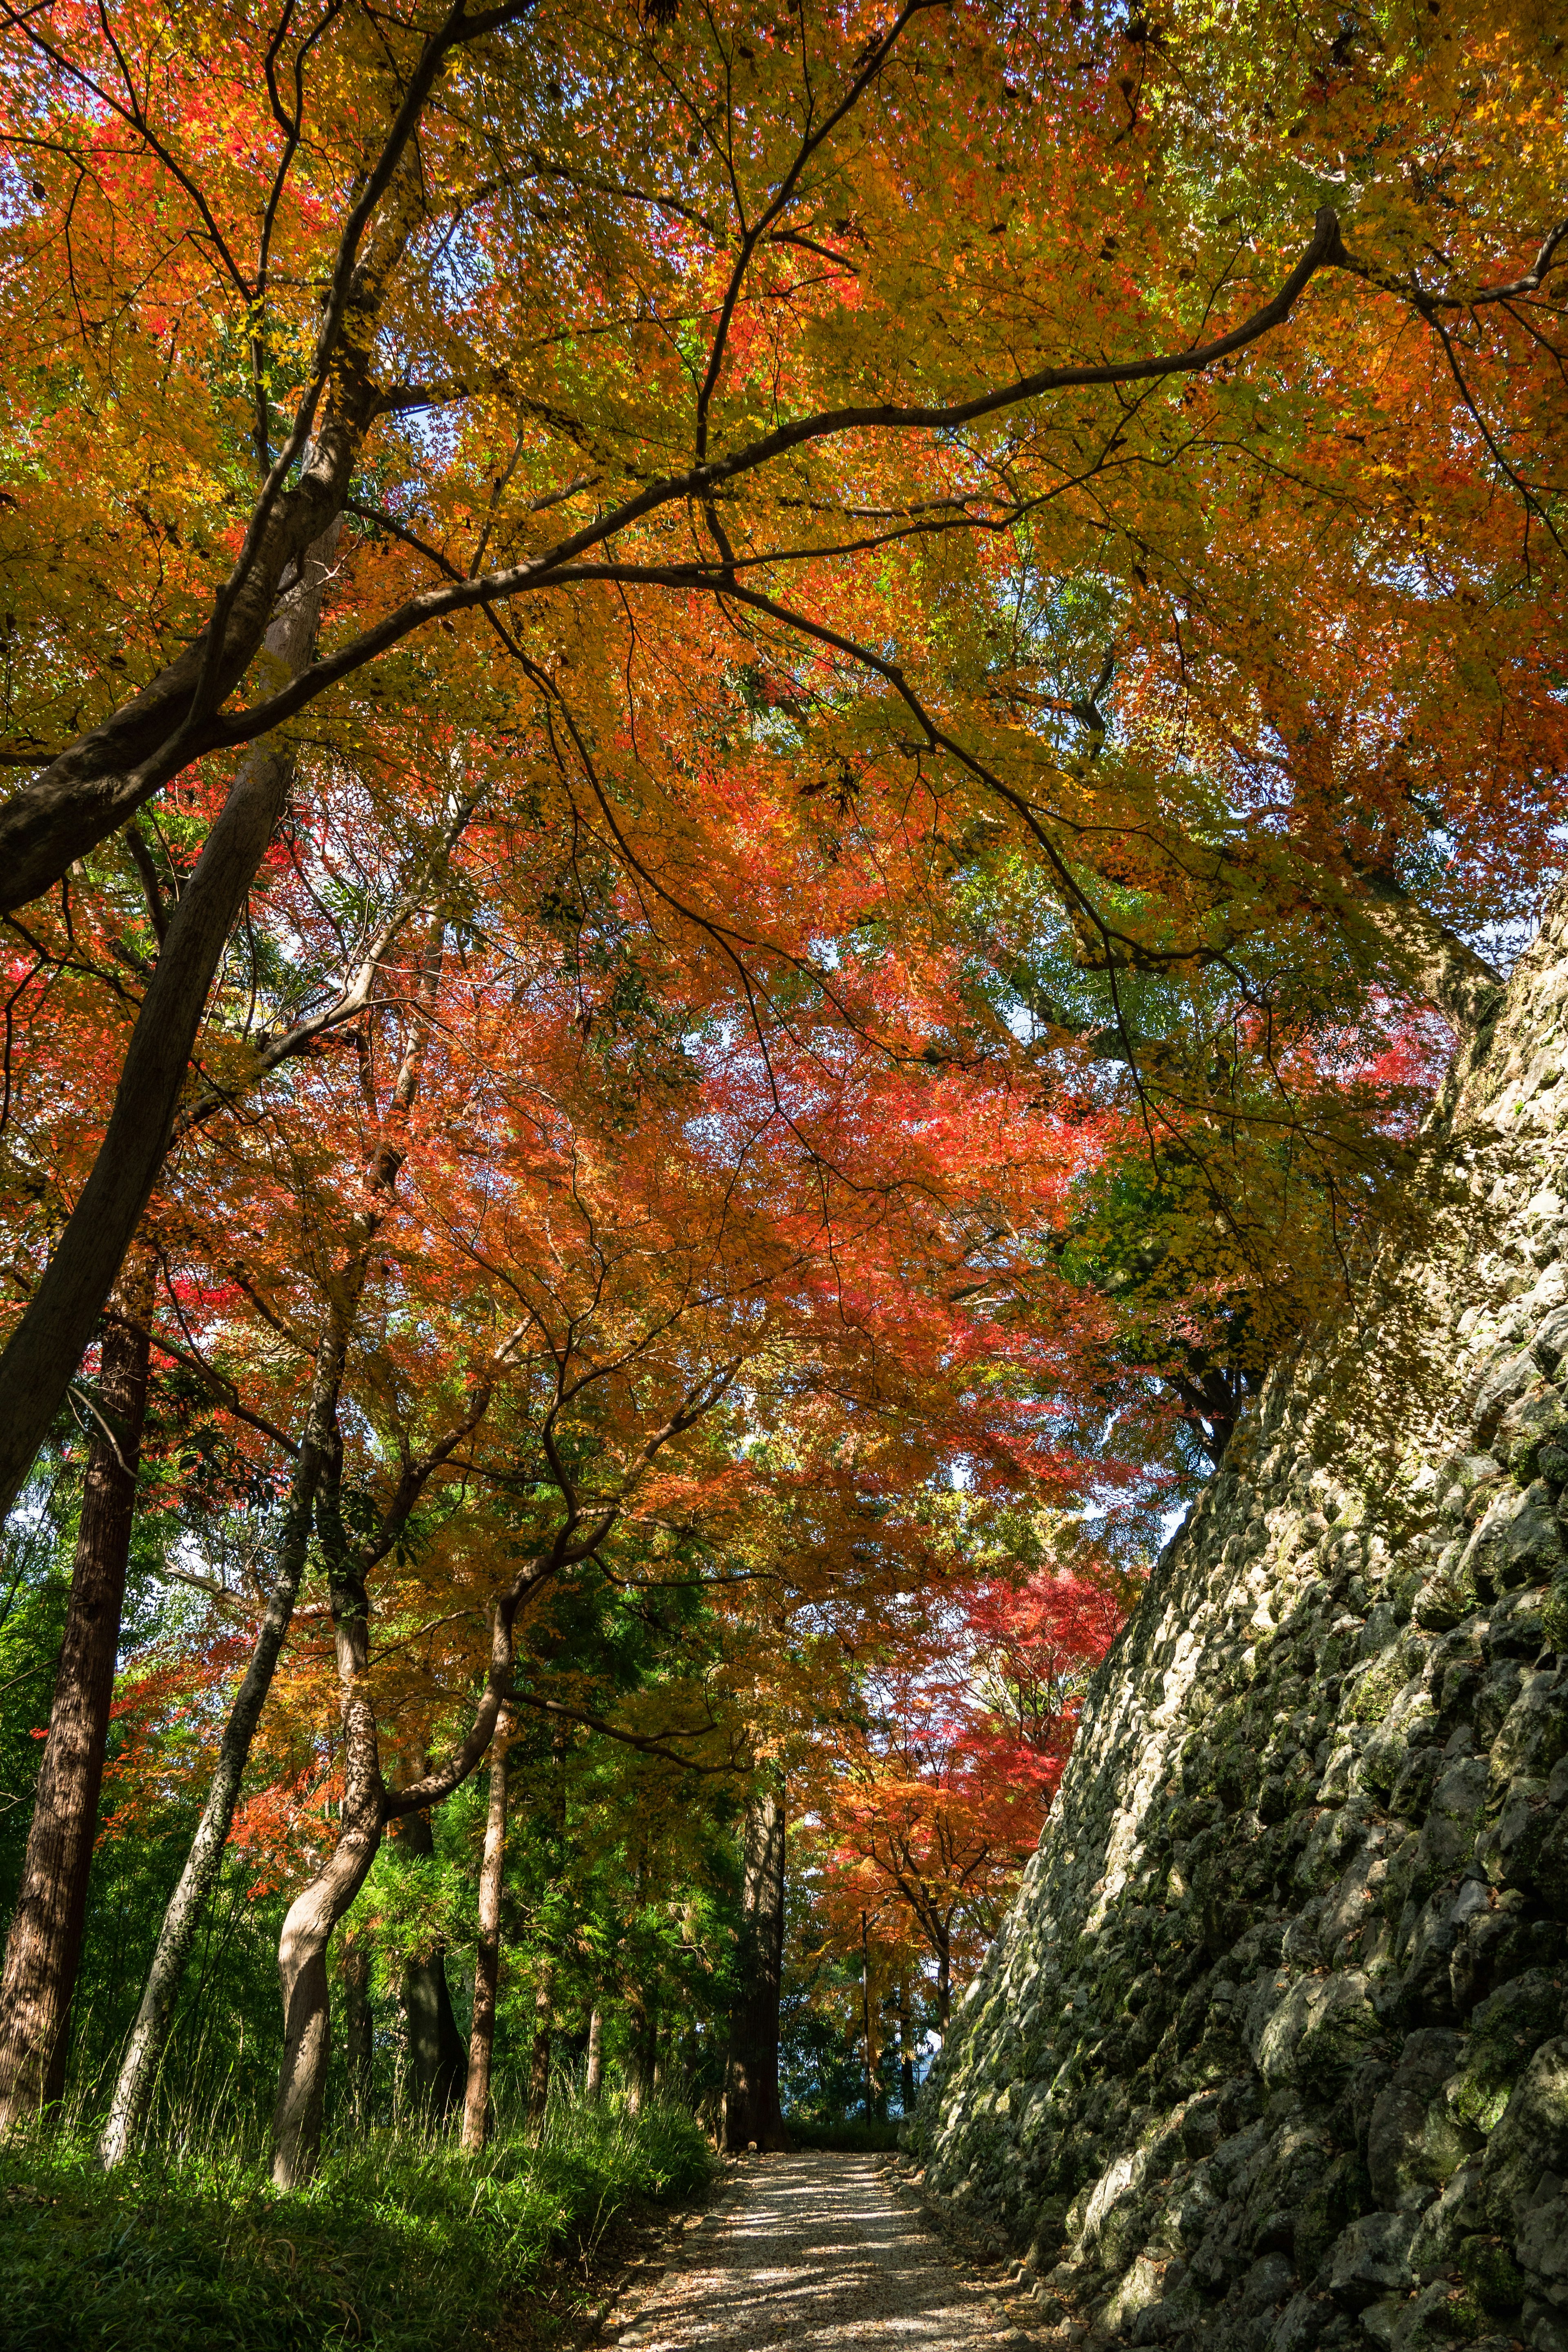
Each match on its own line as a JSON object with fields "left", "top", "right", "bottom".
{"left": 592, "top": 2150, "right": 1042, "bottom": 2350}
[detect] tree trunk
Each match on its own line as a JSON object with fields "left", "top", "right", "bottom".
{"left": 99, "top": 1328, "right": 344, "bottom": 2167}
{"left": 528, "top": 1956, "right": 553, "bottom": 2130}
{"left": 862, "top": 1911, "right": 875, "bottom": 2121}
{"left": 935, "top": 1936, "right": 951, "bottom": 2036}
{"left": 898, "top": 1973, "right": 916, "bottom": 2116}
{"left": 0, "top": 528, "right": 338, "bottom": 1527}
{"left": 583, "top": 2006, "right": 604, "bottom": 2103}
{"left": 0, "top": 1254, "right": 153, "bottom": 2129}
{"left": 461, "top": 1715, "right": 509, "bottom": 2153}
{"left": 272, "top": 1675, "right": 384, "bottom": 2187}
{"left": 343, "top": 1942, "right": 373, "bottom": 2123}
{"left": 720, "top": 1775, "right": 789, "bottom": 2153}
{"left": 106, "top": 908, "right": 445, "bottom": 2172}
{"left": 396, "top": 1806, "right": 467, "bottom": 2122}
{"left": 626, "top": 1990, "right": 658, "bottom": 2116}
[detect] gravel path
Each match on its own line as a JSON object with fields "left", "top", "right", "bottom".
{"left": 612, "top": 2152, "right": 1027, "bottom": 2349}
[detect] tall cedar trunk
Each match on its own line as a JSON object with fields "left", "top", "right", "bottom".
{"left": 0, "top": 1254, "right": 153, "bottom": 2128}
{"left": 583, "top": 2007, "right": 604, "bottom": 2103}
{"left": 99, "top": 1326, "right": 345, "bottom": 2167}
{"left": 396, "top": 1805, "right": 466, "bottom": 2119}
{"left": 528, "top": 1956, "right": 554, "bottom": 2129}
{"left": 899, "top": 1974, "right": 916, "bottom": 2115}
{"left": 720, "top": 1776, "right": 789, "bottom": 2152}
{"left": 625, "top": 1989, "right": 657, "bottom": 2116}
{"left": 0, "top": 529, "right": 339, "bottom": 1527}
{"left": 461, "top": 1715, "right": 509, "bottom": 2152}
{"left": 526, "top": 1725, "right": 566, "bottom": 2132}
{"left": 343, "top": 1942, "right": 373, "bottom": 2121}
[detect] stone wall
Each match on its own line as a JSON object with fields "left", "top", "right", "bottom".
{"left": 913, "top": 890, "right": 1568, "bottom": 2352}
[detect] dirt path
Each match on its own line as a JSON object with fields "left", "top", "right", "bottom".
{"left": 608, "top": 2151, "right": 1031, "bottom": 2349}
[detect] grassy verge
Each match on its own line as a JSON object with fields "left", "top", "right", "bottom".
{"left": 0, "top": 2098, "right": 713, "bottom": 2352}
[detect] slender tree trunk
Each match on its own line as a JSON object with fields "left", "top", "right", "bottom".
{"left": 626, "top": 1990, "right": 658, "bottom": 2116}
{"left": 461, "top": 1715, "right": 509, "bottom": 2153}
{"left": 0, "top": 530, "right": 339, "bottom": 1526}
{"left": 343, "top": 1942, "right": 373, "bottom": 2123}
{"left": 862, "top": 1912, "right": 874, "bottom": 2121}
{"left": 0, "top": 1253, "right": 153, "bottom": 2130}
{"left": 898, "top": 1973, "right": 916, "bottom": 2115}
{"left": 583, "top": 2006, "right": 604, "bottom": 2103}
{"left": 720, "top": 1774, "right": 789, "bottom": 2153}
{"left": 525, "top": 1723, "right": 566, "bottom": 2133}
{"left": 99, "top": 1330, "right": 344, "bottom": 2168}
{"left": 935, "top": 1935, "right": 951, "bottom": 2036}
{"left": 396, "top": 1805, "right": 467, "bottom": 2121}
{"left": 528, "top": 1956, "right": 554, "bottom": 2130}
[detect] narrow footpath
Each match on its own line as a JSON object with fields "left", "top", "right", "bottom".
{"left": 608, "top": 2151, "right": 1033, "bottom": 2350}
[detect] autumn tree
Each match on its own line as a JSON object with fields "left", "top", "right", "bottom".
{"left": 5, "top": 0, "right": 1560, "bottom": 1531}
{"left": 802, "top": 1565, "right": 1125, "bottom": 2030}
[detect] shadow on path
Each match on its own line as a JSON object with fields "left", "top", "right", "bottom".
{"left": 615, "top": 2151, "right": 1020, "bottom": 2349}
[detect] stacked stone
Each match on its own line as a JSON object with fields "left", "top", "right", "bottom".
{"left": 913, "top": 893, "right": 1568, "bottom": 2352}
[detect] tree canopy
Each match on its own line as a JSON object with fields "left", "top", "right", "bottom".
{"left": 0, "top": 0, "right": 1562, "bottom": 2203}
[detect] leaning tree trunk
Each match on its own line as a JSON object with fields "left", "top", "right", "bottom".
{"left": 272, "top": 1649, "right": 385, "bottom": 2188}
{"left": 0, "top": 1252, "right": 153, "bottom": 2129}
{"left": 99, "top": 1328, "right": 345, "bottom": 2167}
{"left": 396, "top": 1804, "right": 467, "bottom": 2121}
{"left": 461, "top": 1714, "right": 510, "bottom": 2153}
{"left": 0, "top": 528, "right": 339, "bottom": 1527}
{"left": 720, "top": 1774, "right": 789, "bottom": 2152}
{"left": 105, "top": 902, "right": 448, "bottom": 2171}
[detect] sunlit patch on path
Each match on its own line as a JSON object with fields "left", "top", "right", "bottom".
{"left": 612, "top": 2151, "right": 1029, "bottom": 2349}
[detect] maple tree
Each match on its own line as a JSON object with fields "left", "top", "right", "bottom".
{"left": 0, "top": 0, "right": 1562, "bottom": 2249}
{"left": 1, "top": 0, "right": 1561, "bottom": 1529}
{"left": 800, "top": 1564, "right": 1125, "bottom": 2027}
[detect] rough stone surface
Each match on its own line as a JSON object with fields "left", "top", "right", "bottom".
{"left": 914, "top": 890, "right": 1568, "bottom": 2352}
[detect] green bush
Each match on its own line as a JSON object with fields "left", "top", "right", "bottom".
{"left": 0, "top": 2097, "right": 713, "bottom": 2351}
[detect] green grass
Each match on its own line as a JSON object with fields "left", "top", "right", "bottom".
{"left": 0, "top": 2097, "right": 713, "bottom": 2351}
{"left": 783, "top": 2115, "right": 902, "bottom": 2152}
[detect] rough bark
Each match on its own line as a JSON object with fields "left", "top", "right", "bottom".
{"left": 461, "top": 1716, "right": 510, "bottom": 2153}
{"left": 898, "top": 1973, "right": 916, "bottom": 2116}
{"left": 342, "top": 1941, "right": 373, "bottom": 2123}
{"left": 528, "top": 1956, "right": 554, "bottom": 2129}
{"left": 626, "top": 1991, "right": 657, "bottom": 2118}
{"left": 98, "top": 1326, "right": 344, "bottom": 2167}
{"left": 0, "top": 1252, "right": 153, "bottom": 2129}
{"left": 583, "top": 2006, "right": 604, "bottom": 2103}
{"left": 396, "top": 1805, "right": 467, "bottom": 2120}
{"left": 0, "top": 526, "right": 338, "bottom": 1527}
{"left": 720, "top": 1776, "right": 789, "bottom": 2153}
